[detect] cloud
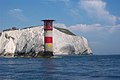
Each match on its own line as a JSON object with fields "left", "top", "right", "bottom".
{"left": 68, "top": 23, "right": 120, "bottom": 33}
{"left": 54, "top": 22, "right": 120, "bottom": 33}
{"left": 109, "top": 25, "right": 120, "bottom": 33}
{"left": 70, "top": 24, "right": 120, "bottom": 35}
{"left": 67, "top": 0, "right": 120, "bottom": 33}
{"left": 79, "top": 0, "right": 117, "bottom": 25}
{"left": 9, "top": 9, "right": 27, "bottom": 21}
{"left": 54, "top": 23, "right": 104, "bottom": 32}
{"left": 54, "top": 23, "right": 67, "bottom": 28}
{"left": 118, "top": 17, "right": 120, "bottom": 20}
{"left": 68, "top": 24, "right": 103, "bottom": 32}
{"left": 68, "top": 0, "right": 118, "bottom": 25}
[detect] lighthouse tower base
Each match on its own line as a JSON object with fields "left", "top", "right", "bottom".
{"left": 42, "top": 51, "right": 53, "bottom": 57}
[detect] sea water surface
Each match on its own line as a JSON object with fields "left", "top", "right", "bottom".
{"left": 0, "top": 55, "right": 120, "bottom": 80}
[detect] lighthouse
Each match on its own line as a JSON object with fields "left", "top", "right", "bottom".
{"left": 42, "top": 19, "right": 55, "bottom": 57}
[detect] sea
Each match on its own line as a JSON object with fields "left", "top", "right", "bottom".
{"left": 0, "top": 55, "right": 120, "bottom": 80}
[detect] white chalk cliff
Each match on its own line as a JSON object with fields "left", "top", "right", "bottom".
{"left": 0, "top": 26, "right": 92, "bottom": 57}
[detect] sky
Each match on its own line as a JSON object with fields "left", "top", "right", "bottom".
{"left": 0, "top": 0, "right": 120, "bottom": 55}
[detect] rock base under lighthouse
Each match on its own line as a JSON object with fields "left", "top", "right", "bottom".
{"left": 42, "top": 51, "right": 54, "bottom": 57}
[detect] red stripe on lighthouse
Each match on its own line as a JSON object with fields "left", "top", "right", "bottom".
{"left": 45, "top": 37, "right": 52, "bottom": 43}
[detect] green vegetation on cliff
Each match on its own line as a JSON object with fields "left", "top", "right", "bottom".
{"left": 54, "top": 27, "right": 76, "bottom": 36}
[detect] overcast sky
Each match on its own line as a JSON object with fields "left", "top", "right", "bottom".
{"left": 0, "top": 0, "right": 120, "bottom": 55}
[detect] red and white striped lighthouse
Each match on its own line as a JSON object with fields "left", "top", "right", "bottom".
{"left": 42, "top": 19, "right": 55, "bottom": 56}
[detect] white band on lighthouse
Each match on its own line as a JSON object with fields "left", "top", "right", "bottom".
{"left": 44, "top": 30, "right": 52, "bottom": 37}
